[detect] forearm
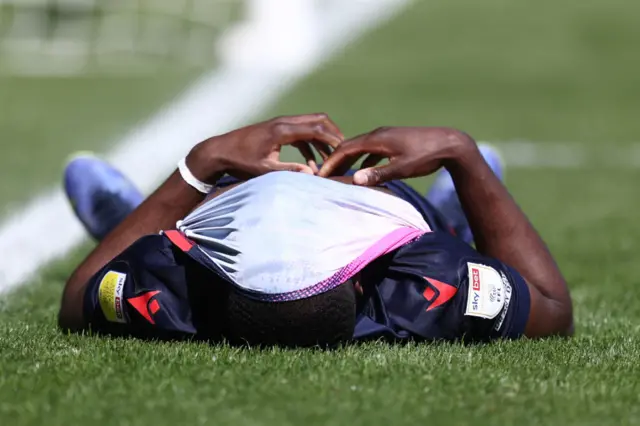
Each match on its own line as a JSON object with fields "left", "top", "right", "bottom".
{"left": 59, "top": 113, "right": 344, "bottom": 331}
{"left": 73, "top": 172, "right": 203, "bottom": 283}
{"left": 445, "top": 139, "right": 572, "bottom": 334}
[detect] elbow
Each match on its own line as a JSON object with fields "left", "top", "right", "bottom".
{"left": 57, "top": 303, "right": 81, "bottom": 333}
{"left": 57, "top": 309, "right": 76, "bottom": 333}
{"left": 542, "top": 275, "right": 574, "bottom": 338}
{"left": 563, "top": 320, "right": 575, "bottom": 337}
{"left": 558, "top": 296, "right": 575, "bottom": 337}
{"left": 58, "top": 275, "right": 87, "bottom": 333}
{"left": 551, "top": 296, "right": 575, "bottom": 337}
{"left": 525, "top": 288, "right": 574, "bottom": 339}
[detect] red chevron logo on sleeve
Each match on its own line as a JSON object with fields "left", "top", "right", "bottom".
{"left": 423, "top": 277, "right": 457, "bottom": 311}
{"left": 127, "top": 291, "right": 161, "bottom": 324}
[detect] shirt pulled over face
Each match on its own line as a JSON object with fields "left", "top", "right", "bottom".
{"left": 176, "top": 172, "right": 430, "bottom": 300}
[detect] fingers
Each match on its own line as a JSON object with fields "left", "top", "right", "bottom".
{"left": 353, "top": 162, "right": 406, "bottom": 186}
{"left": 310, "top": 141, "right": 332, "bottom": 161}
{"left": 272, "top": 113, "right": 344, "bottom": 150}
{"left": 276, "top": 113, "right": 344, "bottom": 141}
{"left": 361, "top": 154, "right": 385, "bottom": 170}
{"left": 265, "top": 161, "right": 315, "bottom": 175}
{"left": 318, "top": 134, "right": 388, "bottom": 177}
{"left": 317, "top": 150, "right": 362, "bottom": 177}
{"left": 273, "top": 122, "right": 342, "bottom": 150}
{"left": 297, "top": 139, "right": 333, "bottom": 165}
{"left": 293, "top": 142, "right": 319, "bottom": 174}
{"left": 315, "top": 116, "right": 344, "bottom": 141}
{"left": 317, "top": 135, "right": 363, "bottom": 177}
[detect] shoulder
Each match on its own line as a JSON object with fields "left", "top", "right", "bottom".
{"left": 376, "top": 232, "right": 531, "bottom": 340}
{"left": 80, "top": 234, "right": 224, "bottom": 339}
{"left": 388, "top": 231, "right": 478, "bottom": 278}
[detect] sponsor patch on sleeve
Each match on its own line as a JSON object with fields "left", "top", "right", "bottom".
{"left": 464, "top": 262, "right": 505, "bottom": 320}
{"left": 98, "top": 271, "right": 127, "bottom": 323}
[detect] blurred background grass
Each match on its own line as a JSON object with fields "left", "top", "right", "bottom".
{"left": 1, "top": 0, "right": 640, "bottom": 210}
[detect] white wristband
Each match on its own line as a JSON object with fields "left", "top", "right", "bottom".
{"left": 178, "top": 157, "right": 213, "bottom": 195}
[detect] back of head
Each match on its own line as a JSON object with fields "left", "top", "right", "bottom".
{"left": 225, "top": 282, "right": 357, "bottom": 348}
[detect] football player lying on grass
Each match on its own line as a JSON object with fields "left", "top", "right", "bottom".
{"left": 58, "top": 114, "right": 573, "bottom": 347}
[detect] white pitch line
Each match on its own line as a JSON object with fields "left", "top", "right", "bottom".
{"left": 0, "top": 0, "right": 413, "bottom": 294}
{"left": 484, "top": 141, "right": 640, "bottom": 169}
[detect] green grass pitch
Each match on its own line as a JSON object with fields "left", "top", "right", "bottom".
{"left": 2, "top": 0, "right": 640, "bottom": 425}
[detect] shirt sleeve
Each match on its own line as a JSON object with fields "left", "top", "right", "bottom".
{"left": 420, "top": 232, "right": 530, "bottom": 340}
{"left": 358, "top": 232, "right": 531, "bottom": 342}
{"left": 454, "top": 253, "right": 531, "bottom": 340}
{"left": 82, "top": 234, "right": 227, "bottom": 340}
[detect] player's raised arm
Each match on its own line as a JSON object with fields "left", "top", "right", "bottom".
{"left": 444, "top": 136, "right": 573, "bottom": 338}
{"left": 319, "top": 127, "right": 573, "bottom": 338}
{"left": 59, "top": 114, "right": 343, "bottom": 332}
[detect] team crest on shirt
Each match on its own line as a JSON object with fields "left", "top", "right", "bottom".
{"left": 98, "top": 271, "right": 127, "bottom": 323}
{"left": 464, "top": 263, "right": 505, "bottom": 320}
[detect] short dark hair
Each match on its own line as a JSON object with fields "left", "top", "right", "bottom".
{"left": 225, "top": 282, "right": 356, "bottom": 348}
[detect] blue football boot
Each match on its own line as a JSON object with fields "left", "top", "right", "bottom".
{"left": 64, "top": 153, "right": 144, "bottom": 241}
{"left": 425, "top": 144, "right": 505, "bottom": 244}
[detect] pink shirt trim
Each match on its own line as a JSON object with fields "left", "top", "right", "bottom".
{"left": 249, "top": 227, "right": 429, "bottom": 302}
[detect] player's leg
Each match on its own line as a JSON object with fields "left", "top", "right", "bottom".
{"left": 64, "top": 155, "right": 248, "bottom": 240}
{"left": 425, "top": 144, "right": 505, "bottom": 244}
{"left": 64, "top": 153, "right": 143, "bottom": 240}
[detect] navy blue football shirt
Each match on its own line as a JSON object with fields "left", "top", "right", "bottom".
{"left": 82, "top": 178, "right": 530, "bottom": 342}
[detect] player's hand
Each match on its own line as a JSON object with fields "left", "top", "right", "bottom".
{"left": 188, "top": 114, "right": 343, "bottom": 182}
{"left": 318, "top": 127, "right": 474, "bottom": 186}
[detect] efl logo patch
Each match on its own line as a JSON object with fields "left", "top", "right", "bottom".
{"left": 494, "top": 272, "right": 513, "bottom": 331}
{"left": 464, "top": 263, "right": 505, "bottom": 320}
{"left": 98, "top": 271, "right": 127, "bottom": 323}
